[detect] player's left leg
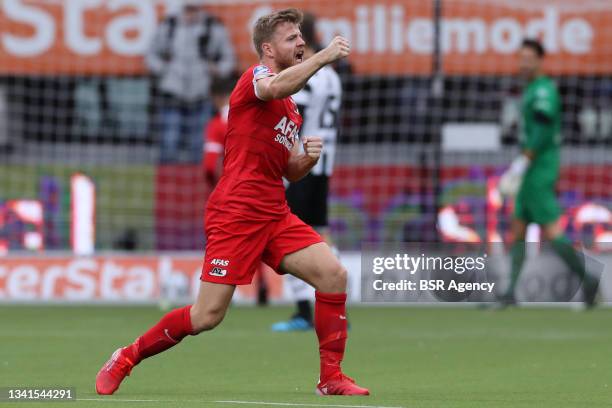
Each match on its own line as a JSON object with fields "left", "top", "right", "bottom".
{"left": 541, "top": 221, "right": 599, "bottom": 307}
{"left": 271, "top": 227, "right": 334, "bottom": 332}
{"left": 279, "top": 243, "right": 369, "bottom": 396}
{"left": 276, "top": 174, "right": 329, "bottom": 331}
{"left": 263, "top": 213, "right": 368, "bottom": 395}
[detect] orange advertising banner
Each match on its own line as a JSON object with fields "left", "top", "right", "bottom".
{"left": 0, "top": 0, "right": 610, "bottom": 75}
{"left": 0, "top": 255, "right": 282, "bottom": 302}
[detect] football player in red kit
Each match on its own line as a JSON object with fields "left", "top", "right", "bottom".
{"left": 202, "top": 78, "right": 233, "bottom": 189}
{"left": 96, "top": 8, "right": 369, "bottom": 396}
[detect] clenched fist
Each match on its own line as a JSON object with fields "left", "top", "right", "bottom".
{"left": 320, "top": 36, "right": 350, "bottom": 64}
{"left": 303, "top": 136, "right": 323, "bottom": 162}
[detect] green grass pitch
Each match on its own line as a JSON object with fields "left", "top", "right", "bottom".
{"left": 1, "top": 306, "right": 611, "bottom": 408}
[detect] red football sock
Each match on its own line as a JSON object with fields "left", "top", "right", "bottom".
{"left": 315, "top": 291, "right": 348, "bottom": 382}
{"left": 123, "top": 305, "right": 193, "bottom": 365}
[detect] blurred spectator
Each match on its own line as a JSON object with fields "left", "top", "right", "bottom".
{"left": 202, "top": 77, "right": 235, "bottom": 190}
{"left": 113, "top": 228, "right": 139, "bottom": 251}
{"left": 0, "top": 85, "right": 10, "bottom": 154}
{"left": 146, "top": 0, "right": 236, "bottom": 164}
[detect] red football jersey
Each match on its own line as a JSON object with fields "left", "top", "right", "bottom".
{"left": 203, "top": 108, "right": 228, "bottom": 183}
{"left": 206, "top": 64, "right": 302, "bottom": 220}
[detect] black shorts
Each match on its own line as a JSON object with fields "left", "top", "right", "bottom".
{"left": 285, "top": 173, "right": 329, "bottom": 228}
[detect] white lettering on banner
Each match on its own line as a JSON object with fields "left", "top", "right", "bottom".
{"left": 0, "top": 2, "right": 598, "bottom": 63}
{"left": 561, "top": 19, "right": 592, "bottom": 54}
{"left": 41, "top": 265, "right": 63, "bottom": 300}
{"left": 159, "top": 257, "right": 190, "bottom": 301}
{"left": 8, "top": 265, "right": 38, "bottom": 300}
{"left": 355, "top": 6, "right": 369, "bottom": 53}
{"left": 406, "top": 18, "right": 433, "bottom": 55}
{"left": 124, "top": 266, "right": 154, "bottom": 300}
{"left": 525, "top": 7, "right": 559, "bottom": 52}
{"left": 0, "top": 258, "right": 184, "bottom": 301}
{"left": 490, "top": 18, "right": 523, "bottom": 54}
{"left": 390, "top": 6, "right": 403, "bottom": 53}
{"left": 0, "top": 257, "right": 287, "bottom": 302}
{"left": 442, "top": 20, "right": 487, "bottom": 53}
{"left": 373, "top": 5, "right": 386, "bottom": 53}
{"left": 101, "top": 261, "right": 123, "bottom": 300}
{"left": 1, "top": 0, "right": 154, "bottom": 58}
{"left": 105, "top": 0, "right": 156, "bottom": 55}
{"left": 65, "top": 259, "right": 97, "bottom": 300}
{"left": 99, "top": 262, "right": 155, "bottom": 300}
{"left": 65, "top": 0, "right": 103, "bottom": 56}
{"left": 2, "top": 0, "right": 55, "bottom": 57}
{"left": 317, "top": 6, "right": 594, "bottom": 56}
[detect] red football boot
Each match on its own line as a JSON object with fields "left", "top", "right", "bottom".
{"left": 95, "top": 348, "right": 135, "bottom": 395}
{"left": 316, "top": 374, "right": 370, "bottom": 396}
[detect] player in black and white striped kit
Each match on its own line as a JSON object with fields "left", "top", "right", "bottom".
{"left": 272, "top": 13, "right": 343, "bottom": 332}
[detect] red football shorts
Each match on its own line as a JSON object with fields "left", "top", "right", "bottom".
{"left": 201, "top": 210, "right": 323, "bottom": 285}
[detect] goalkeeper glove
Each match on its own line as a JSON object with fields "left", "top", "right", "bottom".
{"left": 499, "top": 155, "right": 529, "bottom": 197}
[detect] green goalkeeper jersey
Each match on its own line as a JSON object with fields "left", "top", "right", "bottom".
{"left": 519, "top": 75, "right": 561, "bottom": 188}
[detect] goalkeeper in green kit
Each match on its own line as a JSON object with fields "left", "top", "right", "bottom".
{"left": 498, "top": 39, "right": 599, "bottom": 307}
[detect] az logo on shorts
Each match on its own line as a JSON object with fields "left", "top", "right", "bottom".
{"left": 210, "top": 267, "right": 227, "bottom": 277}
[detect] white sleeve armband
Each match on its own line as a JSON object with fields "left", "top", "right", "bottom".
{"left": 252, "top": 65, "right": 275, "bottom": 100}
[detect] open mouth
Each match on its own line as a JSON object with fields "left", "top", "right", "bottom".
{"left": 296, "top": 51, "right": 304, "bottom": 62}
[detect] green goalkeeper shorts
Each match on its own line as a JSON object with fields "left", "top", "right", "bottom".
{"left": 514, "top": 184, "right": 561, "bottom": 225}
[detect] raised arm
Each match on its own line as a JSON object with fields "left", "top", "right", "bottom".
{"left": 256, "top": 36, "right": 350, "bottom": 101}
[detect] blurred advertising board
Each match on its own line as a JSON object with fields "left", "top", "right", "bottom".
{"left": 0, "top": 0, "right": 610, "bottom": 75}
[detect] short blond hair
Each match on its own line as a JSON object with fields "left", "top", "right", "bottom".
{"left": 253, "top": 8, "right": 303, "bottom": 58}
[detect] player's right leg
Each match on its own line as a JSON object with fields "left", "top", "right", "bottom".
{"left": 95, "top": 281, "right": 234, "bottom": 395}
{"left": 276, "top": 175, "right": 331, "bottom": 331}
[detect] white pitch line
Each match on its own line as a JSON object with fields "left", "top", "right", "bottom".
{"left": 78, "top": 399, "right": 162, "bottom": 403}
{"left": 215, "top": 401, "right": 404, "bottom": 408}
{"left": 78, "top": 398, "right": 405, "bottom": 408}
